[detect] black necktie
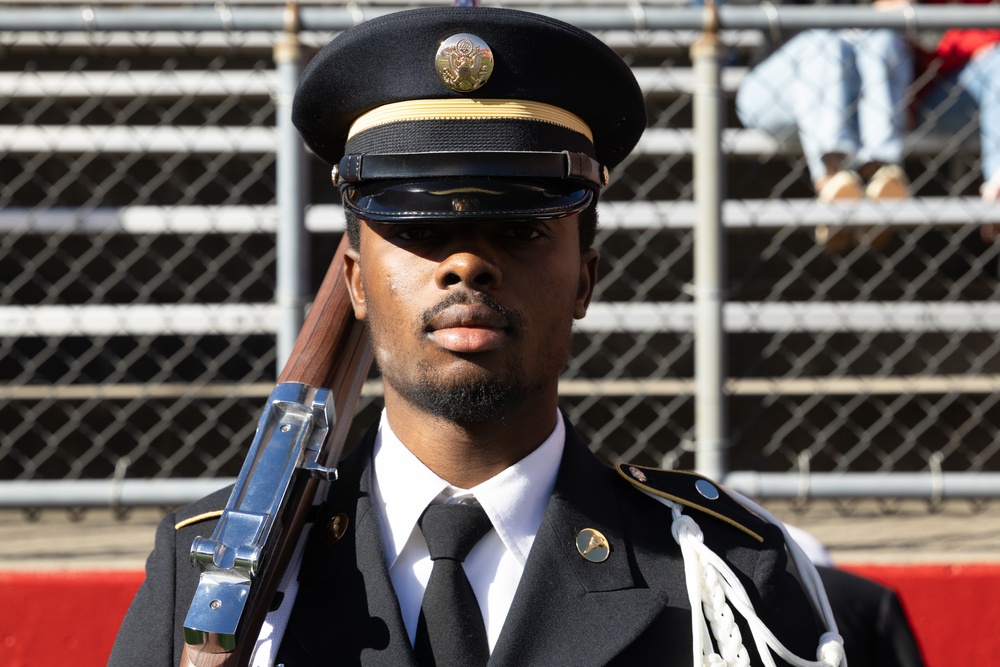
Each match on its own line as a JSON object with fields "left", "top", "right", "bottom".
{"left": 414, "top": 502, "right": 494, "bottom": 667}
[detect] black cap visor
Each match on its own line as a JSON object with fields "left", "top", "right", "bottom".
{"left": 341, "top": 178, "right": 594, "bottom": 222}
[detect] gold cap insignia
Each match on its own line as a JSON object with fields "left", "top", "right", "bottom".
{"left": 575, "top": 528, "right": 611, "bottom": 563}
{"left": 435, "top": 33, "right": 494, "bottom": 93}
{"left": 322, "top": 513, "right": 349, "bottom": 545}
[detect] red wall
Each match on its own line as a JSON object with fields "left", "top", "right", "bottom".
{"left": 0, "top": 571, "right": 144, "bottom": 667}
{"left": 844, "top": 563, "right": 1000, "bottom": 667}
{"left": 1, "top": 565, "right": 997, "bottom": 666}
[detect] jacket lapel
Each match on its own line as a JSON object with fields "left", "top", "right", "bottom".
{"left": 488, "top": 421, "right": 686, "bottom": 667}
{"left": 280, "top": 418, "right": 691, "bottom": 667}
{"left": 278, "top": 430, "right": 419, "bottom": 667}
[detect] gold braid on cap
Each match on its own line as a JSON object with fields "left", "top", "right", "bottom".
{"left": 347, "top": 98, "right": 594, "bottom": 144}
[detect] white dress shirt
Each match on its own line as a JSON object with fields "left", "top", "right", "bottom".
{"left": 373, "top": 410, "right": 565, "bottom": 651}
{"left": 250, "top": 409, "right": 565, "bottom": 665}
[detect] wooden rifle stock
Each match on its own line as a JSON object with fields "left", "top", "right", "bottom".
{"left": 181, "top": 235, "right": 372, "bottom": 667}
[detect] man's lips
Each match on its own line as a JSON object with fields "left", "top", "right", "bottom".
{"left": 425, "top": 305, "right": 512, "bottom": 353}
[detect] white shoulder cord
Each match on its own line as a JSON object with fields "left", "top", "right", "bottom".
{"left": 726, "top": 488, "right": 846, "bottom": 667}
{"left": 640, "top": 489, "right": 846, "bottom": 667}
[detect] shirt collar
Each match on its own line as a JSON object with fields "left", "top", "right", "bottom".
{"left": 372, "top": 409, "right": 565, "bottom": 569}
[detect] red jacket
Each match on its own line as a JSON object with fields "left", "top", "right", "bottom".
{"left": 922, "top": 0, "right": 1000, "bottom": 76}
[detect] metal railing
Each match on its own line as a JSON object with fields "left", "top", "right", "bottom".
{"left": 2, "top": 2, "right": 999, "bottom": 509}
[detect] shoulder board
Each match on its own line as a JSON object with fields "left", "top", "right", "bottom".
{"left": 174, "top": 509, "right": 224, "bottom": 532}
{"left": 615, "top": 463, "right": 767, "bottom": 543}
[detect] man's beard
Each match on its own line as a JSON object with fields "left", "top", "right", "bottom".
{"left": 386, "top": 355, "right": 531, "bottom": 426}
{"left": 366, "top": 289, "right": 557, "bottom": 426}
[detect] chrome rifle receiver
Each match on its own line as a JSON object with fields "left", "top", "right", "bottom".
{"left": 182, "top": 382, "right": 339, "bottom": 653}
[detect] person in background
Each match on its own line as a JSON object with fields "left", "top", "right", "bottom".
{"left": 817, "top": 567, "right": 927, "bottom": 667}
{"left": 785, "top": 525, "right": 927, "bottom": 667}
{"left": 913, "top": 0, "right": 1000, "bottom": 241}
{"left": 736, "top": 6, "right": 914, "bottom": 250}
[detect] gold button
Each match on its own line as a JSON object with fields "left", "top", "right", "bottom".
{"left": 435, "top": 33, "right": 494, "bottom": 93}
{"left": 575, "top": 528, "right": 610, "bottom": 563}
{"left": 322, "top": 513, "right": 349, "bottom": 545}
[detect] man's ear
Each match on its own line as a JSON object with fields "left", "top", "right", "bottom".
{"left": 343, "top": 245, "right": 367, "bottom": 321}
{"left": 574, "top": 248, "right": 599, "bottom": 319}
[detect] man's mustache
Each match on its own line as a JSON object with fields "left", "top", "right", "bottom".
{"left": 421, "top": 291, "right": 526, "bottom": 330}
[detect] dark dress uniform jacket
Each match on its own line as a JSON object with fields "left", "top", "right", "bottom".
{"left": 109, "top": 417, "right": 823, "bottom": 667}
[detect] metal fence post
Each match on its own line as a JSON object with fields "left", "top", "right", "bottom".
{"left": 691, "top": 2, "right": 729, "bottom": 481}
{"left": 274, "top": 2, "right": 308, "bottom": 372}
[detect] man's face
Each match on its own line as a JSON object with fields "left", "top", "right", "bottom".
{"left": 344, "top": 216, "right": 599, "bottom": 426}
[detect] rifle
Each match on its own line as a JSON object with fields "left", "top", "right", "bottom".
{"left": 179, "top": 234, "right": 373, "bottom": 666}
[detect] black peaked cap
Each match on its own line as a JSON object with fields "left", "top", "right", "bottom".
{"left": 292, "top": 7, "right": 647, "bottom": 169}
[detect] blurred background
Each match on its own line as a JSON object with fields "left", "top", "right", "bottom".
{"left": 2, "top": 0, "right": 999, "bottom": 501}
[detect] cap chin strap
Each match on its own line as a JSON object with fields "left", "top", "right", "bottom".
{"left": 640, "top": 489, "right": 847, "bottom": 667}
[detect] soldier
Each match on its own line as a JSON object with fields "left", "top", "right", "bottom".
{"left": 111, "top": 7, "right": 841, "bottom": 666}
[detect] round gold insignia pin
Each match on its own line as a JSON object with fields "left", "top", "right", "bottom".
{"left": 575, "top": 528, "right": 611, "bottom": 563}
{"left": 322, "top": 513, "right": 349, "bottom": 545}
{"left": 435, "top": 33, "right": 494, "bottom": 93}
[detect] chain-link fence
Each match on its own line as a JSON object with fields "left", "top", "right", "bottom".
{"left": 2, "top": 2, "right": 999, "bottom": 511}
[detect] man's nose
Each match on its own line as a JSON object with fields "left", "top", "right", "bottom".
{"left": 434, "top": 242, "right": 503, "bottom": 291}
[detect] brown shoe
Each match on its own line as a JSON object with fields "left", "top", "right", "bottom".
{"left": 816, "top": 171, "right": 863, "bottom": 252}
{"left": 860, "top": 165, "right": 909, "bottom": 251}
{"left": 865, "top": 164, "right": 910, "bottom": 200}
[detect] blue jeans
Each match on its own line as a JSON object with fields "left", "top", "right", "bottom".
{"left": 918, "top": 43, "right": 1000, "bottom": 183}
{"left": 736, "top": 29, "right": 913, "bottom": 183}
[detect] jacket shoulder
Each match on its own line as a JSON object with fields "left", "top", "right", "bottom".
{"left": 109, "top": 485, "right": 233, "bottom": 667}
{"left": 615, "top": 463, "right": 768, "bottom": 543}
{"left": 172, "top": 485, "right": 233, "bottom": 532}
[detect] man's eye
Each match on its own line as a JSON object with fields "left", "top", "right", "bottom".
{"left": 397, "top": 227, "right": 433, "bottom": 241}
{"left": 506, "top": 225, "right": 542, "bottom": 240}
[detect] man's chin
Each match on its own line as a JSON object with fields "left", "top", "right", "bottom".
{"left": 393, "top": 377, "right": 527, "bottom": 426}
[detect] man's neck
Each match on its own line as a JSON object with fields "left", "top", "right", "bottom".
{"left": 381, "top": 390, "right": 560, "bottom": 489}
